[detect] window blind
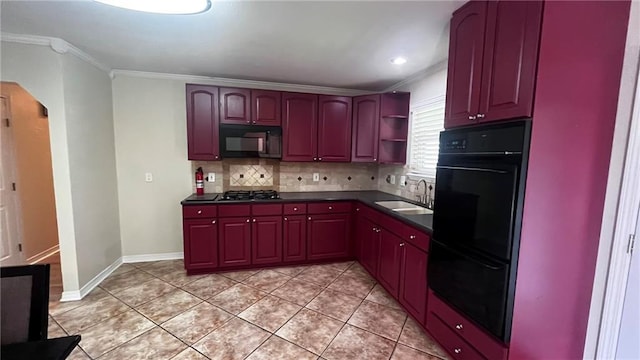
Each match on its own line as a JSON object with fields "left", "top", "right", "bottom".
{"left": 409, "top": 96, "right": 445, "bottom": 178}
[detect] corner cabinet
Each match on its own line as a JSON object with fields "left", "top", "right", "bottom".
{"left": 444, "top": 0, "right": 542, "bottom": 128}
{"left": 282, "top": 92, "right": 318, "bottom": 161}
{"left": 186, "top": 85, "right": 220, "bottom": 160}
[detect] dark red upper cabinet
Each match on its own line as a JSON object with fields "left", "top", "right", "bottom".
{"left": 183, "top": 218, "right": 218, "bottom": 270}
{"left": 444, "top": 1, "right": 488, "bottom": 128}
{"left": 251, "top": 90, "right": 282, "bottom": 126}
{"left": 220, "top": 87, "right": 251, "bottom": 125}
{"left": 317, "top": 96, "right": 352, "bottom": 162}
{"left": 218, "top": 217, "right": 251, "bottom": 268}
{"left": 478, "top": 1, "right": 543, "bottom": 123}
{"left": 282, "top": 92, "right": 318, "bottom": 161}
{"left": 186, "top": 85, "right": 220, "bottom": 161}
{"left": 251, "top": 216, "right": 283, "bottom": 265}
{"left": 351, "top": 95, "right": 380, "bottom": 162}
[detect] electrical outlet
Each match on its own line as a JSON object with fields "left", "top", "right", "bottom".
{"left": 399, "top": 176, "right": 406, "bottom": 187}
{"left": 389, "top": 175, "right": 396, "bottom": 185}
{"left": 145, "top": 173, "right": 153, "bottom": 182}
{"left": 313, "top": 173, "right": 320, "bottom": 182}
{"left": 207, "top": 173, "right": 215, "bottom": 182}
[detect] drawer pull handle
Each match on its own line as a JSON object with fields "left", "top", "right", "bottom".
{"left": 399, "top": 243, "right": 405, "bottom": 247}
{"left": 246, "top": 219, "right": 250, "bottom": 223}
{"left": 410, "top": 235, "right": 416, "bottom": 239}
{"left": 294, "top": 207, "right": 298, "bottom": 211}
{"left": 308, "top": 217, "right": 312, "bottom": 220}
{"left": 372, "top": 227, "right": 377, "bottom": 231}
{"left": 197, "top": 210, "right": 202, "bottom": 214}
{"left": 455, "top": 324, "right": 463, "bottom": 330}
{"left": 284, "top": 217, "right": 288, "bottom": 221}
{"left": 252, "top": 219, "right": 256, "bottom": 222}
{"left": 211, "top": 220, "right": 216, "bottom": 224}
{"left": 454, "top": 348, "right": 462, "bottom": 354}
{"left": 329, "top": 206, "right": 333, "bottom": 210}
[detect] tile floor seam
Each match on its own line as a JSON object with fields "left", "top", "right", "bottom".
{"left": 387, "top": 316, "right": 409, "bottom": 360}
{"left": 158, "top": 304, "right": 236, "bottom": 346}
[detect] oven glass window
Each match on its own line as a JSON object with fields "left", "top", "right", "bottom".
{"left": 433, "top": 164, "right": 518, "bottom": 260}
{"left": 225, "top": 137, "right": 264, "bottom": 152}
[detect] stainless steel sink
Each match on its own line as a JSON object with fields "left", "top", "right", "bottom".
{"left": 374, "top": 201, "right": 433, "bottom": 215}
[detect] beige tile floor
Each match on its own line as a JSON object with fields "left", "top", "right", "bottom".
{"left": 48, "top": 260, "right": 451, "bottom": 360}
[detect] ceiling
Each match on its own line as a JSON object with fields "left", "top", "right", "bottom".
{"left": 0, "top": 0, "right": 461, "bottom": 90}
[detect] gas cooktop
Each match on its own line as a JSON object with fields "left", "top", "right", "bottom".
{"left": 218, "top": 190, "right": 280, "bottom": 201}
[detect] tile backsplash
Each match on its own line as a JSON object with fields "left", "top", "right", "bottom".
{"left": 378, "top": 165, "right": 435, "bottom": 203}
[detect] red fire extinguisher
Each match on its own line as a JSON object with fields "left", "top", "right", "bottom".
{"left": 195, "top": 167, "right": 204, "bottom": 195}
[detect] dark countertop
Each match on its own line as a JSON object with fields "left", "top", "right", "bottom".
{"left": 182, "top": 190, "right": 433, "bottom": 233}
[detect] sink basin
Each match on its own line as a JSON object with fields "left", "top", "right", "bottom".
{"left": 374, "top": 201, "right": 433, "bottom": 215}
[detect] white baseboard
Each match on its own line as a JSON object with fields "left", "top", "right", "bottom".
{"left": 122, "top": 252, "right": 184, "bottom": 264}
{"left": 60, "top": 257, "right": 123, "bottom": 302}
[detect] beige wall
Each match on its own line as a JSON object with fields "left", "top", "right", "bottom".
{"left": 1, "top": 83, "right": 59, "bottom": 260}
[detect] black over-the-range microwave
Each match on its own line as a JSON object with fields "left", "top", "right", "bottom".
{"left": 219, "top": 124, "right": 282, "bottom": 159}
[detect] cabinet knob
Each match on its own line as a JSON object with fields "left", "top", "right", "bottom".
{"left": 252, "top": 121, "right": 256, "bottom": 124}
{"left": 455, "top": 324, "right": 463, "bottom": 330}
{"left": 215, "top": 156, "right": 219, "bottom": 159}
{"left": 372, "top": 227, "right": 377, "bottom": 231}
{"left": 400, "top": 243, "right": 405, "bottom": 247}
{"left": 477, "top": 113, "right": 485, "bottom": 119}
{"left": 410, "top": 235, "right": 416, "bottom": 239}
{"left": 197, "top": 210, "right": 202, "bottom": 214}
{"left": 252, "top": 218, "right": 256, "bottom": 222}
{"left": 313, "top": 157, "right": 318, "bottom": 161}
{"left": 356, "top": 208, "right": 360, "bottom": 211}
{"left": 246, "top": 219, "right": 250, "bottom": 223}
{"left": 211, "top": 220, "right": 216, "bottom": 224}
{"left": 376, "top": 229, "right": 381, "bottom": 233}
{"left": 468, "top": 115, "right": 477, "bottom": 120}
{"left": 454, "top": 348, "right": 462, "bottom": 354}
{"left": 284, "top": 217, "right": 288, "bottom": 221}
{"left": 319, "top": 158, "right": 322, "bottom": 161}
{"left": 329, "top": 206, "right": 333, "bottom": 210}
{"left": 293, "top": 207, "right": 298, "bottom": 211}
{"left": 373, "top": 158, "right": 377, "bottom": 161}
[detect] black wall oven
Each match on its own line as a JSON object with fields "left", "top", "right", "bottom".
{"left": 428, "top": 120, "right": 531, "bottom": 343}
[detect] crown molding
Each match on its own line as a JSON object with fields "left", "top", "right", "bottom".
{"left": 1, "top": 32, "right": 112, "bottom": 74}
{"left": 383, "top": 59, "right": 448, "bottom": 92}
{"left": 110, "top": 69, "right": 374, "bottom": 96}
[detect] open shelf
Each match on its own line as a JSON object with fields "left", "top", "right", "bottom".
{"left": 380, "top": 138, "right": 408, "bottom": 142}
{"left": 382, "top": 114, "right": 409, "bottom": 119}
{"left": 378, "top": 92, "right": 410, "bottom": 164}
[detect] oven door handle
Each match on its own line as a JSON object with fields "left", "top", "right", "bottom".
{"left": 436, "top": 165, "right": 509, "bottom": 174}
{"left": 432, "top": 240, "right": 506, "bottom": 271}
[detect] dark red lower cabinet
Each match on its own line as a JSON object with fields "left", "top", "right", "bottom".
{"left": 399, "top": 242, "right": 428, "bottom": 325}
{"left": 218, "top": 217, "right": 251, "bottom": 267}
{"left": 251, "top": 216, "right": 283, "bottom": 265}
{"left": 183, "top": 218, "right": 218, "bottom": 270}
{"left": 307, "top": 213, "right": 351, "bottom": 260}
{"left": 284, "top": 215, "right": 307, "bottom": 262}
{"left": 377, "top": 228, "right": 402, "bottom": 298}
{"left": 356, "top": 215, "right": 380, "bottom": 277}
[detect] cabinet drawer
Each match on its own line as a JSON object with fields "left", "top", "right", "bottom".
{"left": 183, "top": 205, "right": 217, "bottom": 219}
{"left": 403, "top": 227, "right": 430, "bottom": 252}
{"left": 354, "top": 203, "right": 381, "bottom": 222}
{"left": 378, "top": 214, "right": 406, "bottom": 235}
{"left": 252, "top": 204, "right": 283, "bottom": 216}
{"left": 218, "top": 204, "right": 251, "bottom": 217}
{"left": 284, "top": 203, "right": 307, "bottom": 215}
{"left": 427, "top": 312, "right": 486, "bottom": 360}
{"left": 308, "top": 202, "right": 351, "bottom": 214}
{"left": 428, "top": 291, "right": 508, "bottom": 360}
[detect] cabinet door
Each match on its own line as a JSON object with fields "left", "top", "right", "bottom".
{"left": 251, "top": 90, "right": 281, "bottom": 126}
{"left": 307, "top": 214, "right": 351, "bottom": 260}
{"left": 282, "top": 92, "right": 318, "bottom": 161}
{"left": 317, "top": 95, "right": 352, "bottom": 162}
{"left": 220, "top": 87, "right": 251, "bottom": 125}
{"left": 399, "top": 242, "right": 428, "bottom": 325}
{"left": 283, "top": 215, "right": 307, "bottom": 262}
{"left": 356, "top": 216, "right": 379, "bottom": 277}
{"left": 444, "top": 1, "right": 488, "bottom": 129}
{"left": 186, "top": 85, "right": 220, "bottom": 160}
{"left": 183, "top": 218, "right": 218, "bottom": 270}
{"left": 377, "top": 229, "right": 402, "bottom": 298}
{"left": 251, "top": 216, "right": 283, "bottom": 265}
{"left": 478, "top": 1, "right": 542, "bottom": 123}
{"left": 351, "top": 95, "right": 380, "bottom": 162}
{"left": 218, "top": 217, "right": 251, "bottom": 267}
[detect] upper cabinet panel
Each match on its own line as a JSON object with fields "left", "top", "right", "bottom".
{"left": 282, "top": 92, "right": 318, "bottom": 161}
{"left": 186, "top": 84, "right": 220, "bottom": 161}
{"left": 444, "top": 1, "right": 488, "bottom": 128}
{"left": 220, "top": 87, "right": 251, "bottom": 125}
{"left": 351, "top": 94, "right": 380, "bottom": 163}
{"left": 317, "top": 95, "right": 352, "bottom": 162}
{"left": 252, "top": 90, "right": 282, "bottom": 126}
{"left": 478, "top": 1, "right": 542, "bottom": 123}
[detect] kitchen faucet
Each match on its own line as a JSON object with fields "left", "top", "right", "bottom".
{"left": 416, "top": 179, "right": 434, "bottom": 209}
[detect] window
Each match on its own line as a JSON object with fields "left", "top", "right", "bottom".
{"left": 408, "top": 95, "right": 445, "bottom": 178}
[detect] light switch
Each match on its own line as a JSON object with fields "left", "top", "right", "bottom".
{"left": 145, "top": 173, "right": 153, "bottom": 182}
{"left": 399, "top": 175, "right": 406, "bottom": 187}
{"left": 207, "top": 173, "right": 215, "bottom": 182}
{"left": 389, "top": 175, "right": 396, "bottom": 185}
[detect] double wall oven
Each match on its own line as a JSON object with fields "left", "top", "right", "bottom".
{"left": 428, "top": 120, "right": 531, "bottom": 343}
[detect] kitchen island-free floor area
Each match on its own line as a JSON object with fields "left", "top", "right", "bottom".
{"left": 48, "top": 260, "right": 449, "bottom": 360}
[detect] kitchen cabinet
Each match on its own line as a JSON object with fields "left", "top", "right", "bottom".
{"left": 282, "top": 92, "right": 318, "bottom": 161}
{"left": 351, "top": 95, "right": 380, "bottom": 162}
{"left": 399, "top": 242, "right": 428, "bottom": 325}
{"left": 379, "top": 92, "right": 410, "bottom": 164}
{"left": 183, "top": 218, "right": 218, "bottom": 270}
{"left": 317, "top": 95, "right": 352, "bottom": 162}
{"left": 218, "top": 217, "right": 252, "bottom": 267}
{"left": 355, "top": 215, "right": 380, "bottom": 277}
{"left": 251, "top": 90, "right": 281, "bottom": 126}
{"left": 251, "top": 216, "right": 283, "bottom": 265}
{"left": 377, "top": 228, "right": 403, "bottom": 298}
{"left": 283, "top": 215, "right": 307, "bottom": 262}
{"left": 220, "top": 87, "right": 251, "bottom": 125}
{"left": 307, "top": 213, "right": 351, "bottom": 260}
{"left": 444, "top": 1, "right": 542, "bottom": 128}
{"left": 186, "top": 84, "right": 220, "bottom": 160}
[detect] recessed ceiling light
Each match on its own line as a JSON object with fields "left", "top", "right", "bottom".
{"left": 95, "top": 0, "right": 211, "bottom": 14}
{"left": 391, "top": 57, "right": 407, "bottom": 65}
